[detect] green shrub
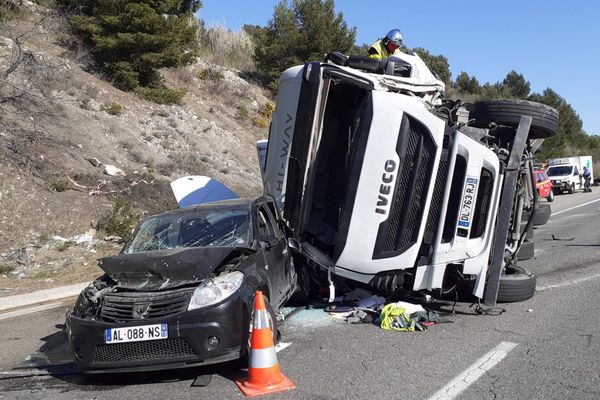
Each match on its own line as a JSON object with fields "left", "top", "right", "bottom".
{"left": 96, "top": 196, "right": 138, "bottom": 240}
{"left": 50, "top": 180, "right": 70, "bottom": 192}
{"left": 253, "top": 115, "right": 270, "bottom": 128}
{"left": 196, "top": 68, "right": 224, "bottom": 81}
{"left": 56, "top": 241, "right": 75, "bottom": 252}
{"left": 135, "top": 87, "right": 187, "bottom": 104}
{"left": 0, "top": 264, "right": 16, "bottom": 275}
{"left": 103, "top": 102, "right": 123, "bottom": 115}
{"left": 235, "top": 104, "right": 249, "bottom": 120}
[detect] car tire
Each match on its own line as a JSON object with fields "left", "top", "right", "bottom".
{"left": 470, "top": 100, "right": 559, "bottom": 139}
{"left": 547, "top": 190, "right": 554, "bottom": 202}
{"left": 497, "top": 265, "right": 536, "bottom": 303}
{"left": 516, "top": 239, "right": 535, "bottom": 261}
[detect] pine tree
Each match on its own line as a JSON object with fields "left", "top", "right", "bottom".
{"left": 59, "top": 0, "right": 201, "bottom": 101}
{"left": 249, "top": 0, "right": 356, "bottom": 84}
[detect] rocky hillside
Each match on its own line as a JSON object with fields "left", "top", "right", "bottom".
{"left": 0, "top": 3, "right": 272, "bottom": 295}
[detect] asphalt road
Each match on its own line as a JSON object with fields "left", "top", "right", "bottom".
{"left": 1, "top": 190, "right": 599, "bottom": 399}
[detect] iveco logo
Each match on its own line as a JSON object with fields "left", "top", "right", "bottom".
{"left": 132, "top": 303, "right": 150, "bottom": 319}
{"left": 375, "top": 160, "right": 397, "bottom": 215}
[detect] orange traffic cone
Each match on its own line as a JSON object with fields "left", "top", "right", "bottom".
{"left": 235, "top": 290, "right": 296, "bottom": 397}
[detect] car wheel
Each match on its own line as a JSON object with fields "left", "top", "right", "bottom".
{"left": 497, "top": 265, "right": 536, "bottom": 303}
{"left": 240, "top": 295, "right": 278, "bottom": 364}
{"left": 516, "top": 239, "right": 534, "bottom": 261}
{"left": 568, "top": 183, "right": 575, "bottom": 194}
{"left": 547, "top": 190, "right": 554, "bottom": 202}
{"left": 470, "top": 100, "right": 559, "bottom": 139}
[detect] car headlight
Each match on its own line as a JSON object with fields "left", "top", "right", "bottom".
{"left": 188, "top": 271, "right": 244, "bottom": 310}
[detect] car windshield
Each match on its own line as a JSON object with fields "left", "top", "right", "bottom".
{"left": 123, "top": 206, "right": 250, "bottom": 254}
{"left": 546, "top": 166, "right": 572, "bottom": 176}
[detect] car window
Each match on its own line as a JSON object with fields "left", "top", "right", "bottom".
{"left": 536, "top": 172, "right": 544, "bottom": 183}
{"left": 124, "top": 206, "right": 250, "bottom": 253}
{"left": 257, "top": 207, "right": 275, "bottom": 238}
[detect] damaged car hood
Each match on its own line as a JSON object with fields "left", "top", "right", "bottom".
{"left": 98, "top": 247, "right": 248, "bottom": 290}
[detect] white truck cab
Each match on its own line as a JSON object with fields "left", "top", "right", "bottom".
{"left": 262, "top": 52, "right": 559, "bottom": 305}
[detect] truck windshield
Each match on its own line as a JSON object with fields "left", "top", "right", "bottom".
{"left": 546, "top": 166, "right": 573, "bottom": 176}
{"left": 124, "top": 206, "right": 250, "bottom": 253}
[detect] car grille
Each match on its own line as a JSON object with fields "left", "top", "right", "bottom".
{"left": 100, "top": 288, "right": 193, "bottom": 322}
{"left": 373, "top": 114, "right": 436, "bottom": 259}
{"left": 92, "top": 337, "right": 197, "bottom": 365}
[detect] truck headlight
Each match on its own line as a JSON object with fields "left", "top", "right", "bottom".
{"left": 188, "top": 271, "right": 244, "bottom": 310}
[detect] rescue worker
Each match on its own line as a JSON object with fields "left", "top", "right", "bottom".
{"left": 368, "top": 29, "right": 403, "bottom": 59}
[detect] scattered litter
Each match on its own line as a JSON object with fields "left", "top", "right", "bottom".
{"left": 5, "top": 248, "right": 28, "bottom": 266}
{"left": 104, "top": 164, "right": 126, "bottom": 177}
{"left": 551, "top": 234, "right": 574, "bottom": 241}
{"left": 191, "top": 374, "right": 212, "bottom": 387}
{"left": 85, "top": 157, "right": 102, "bottom": 167}
{"left": 103, "top": 235, "right": 123, "bottom": 243}
{"left": 71, "top": 229, "right": 96, "bottom": 244}
{"left": 527, "top": 308, "right": 534, "bottom": 313}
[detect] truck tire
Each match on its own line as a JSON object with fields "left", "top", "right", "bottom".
{"left": 470, "top": 100, "right": 559, "bottom": 139}
{"left": 516, "top": 239, "right": 534, "bottom": 260}
{"left": 497, "top": 265, "right": 536, "bottom": 303}
{"left": 568, "top": 183, "right": 575, "bottom": 194}
{"left": 547, "top": 190, "right": 554, "bottom": 202}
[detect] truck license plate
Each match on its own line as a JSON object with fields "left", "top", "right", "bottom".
{"left": 458, "top": 177, "right": 479, "bottom": 229}
{"left": 105, "top": 324, "right": 168, "bottom": 344}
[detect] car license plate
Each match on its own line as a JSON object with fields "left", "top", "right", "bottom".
{"left": 105, "top": 324, "right": 168, "bottom": 344}
{"left": 458, "top": 176, "right": 479, "bottom": 229}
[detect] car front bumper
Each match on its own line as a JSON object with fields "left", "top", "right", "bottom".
{"left": 66, "top": 294, "right": 246, "bottom": 373}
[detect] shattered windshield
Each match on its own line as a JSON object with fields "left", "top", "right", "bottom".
{"left": 124, "top": 206, "right": 250, "bottom": 253}
{"left": 546, "top": 166, "right": 573, "bottom": 176}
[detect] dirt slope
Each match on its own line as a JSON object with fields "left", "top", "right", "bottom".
{"left": 0, "top": 4, "right": 272, "bottom": 296}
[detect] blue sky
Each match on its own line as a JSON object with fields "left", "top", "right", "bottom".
{"left": 199, "top": 1, "right": 600, "bottom": 135}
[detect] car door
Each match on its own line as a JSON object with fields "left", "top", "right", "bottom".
{"left": 255, "top": 203, "right": 291, "bottom": 309}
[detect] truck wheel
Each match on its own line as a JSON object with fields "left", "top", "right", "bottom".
{"left": 516, "top": 239, "right": 534, "bottom": 261}
{"left": 470, "top": 100, "right": 559, "bottom": 139}
{"left": 568, "top": 183, "right": 575, "bottom": 194}
{"left": 497, "top": 265, "right": 536, "bottom": 303}
{"left": 547, "top": 190, "right": 554, "bottom": 202}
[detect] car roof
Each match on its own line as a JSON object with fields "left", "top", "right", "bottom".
{"left": 145, "top": 196, "right": 274, "bottom": 219}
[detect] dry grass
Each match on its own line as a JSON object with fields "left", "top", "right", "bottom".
{"left": 198, "top": 25, "right": 256, "bottom": 71}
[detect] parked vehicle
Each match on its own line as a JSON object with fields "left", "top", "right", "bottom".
{"left": 262, "top": 52, "right": 558, "bottom": 306}
{"left": 66, "top": 197, "right": 297, "bottom": 373}
{"left": 546, "top": 156, "right": 593, "bottom": 194}
{"left": 535, "top": 170, "right": 554, "bottom": 202}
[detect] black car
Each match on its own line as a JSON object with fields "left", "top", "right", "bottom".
{"left": 66, "top": 196, "right": 297, "bottom": 373}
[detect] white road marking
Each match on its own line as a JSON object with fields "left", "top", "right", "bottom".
{"left": 537, "top": 272, "right": 600, "bottom": 291}
{"left": 552, "top": 198, "right": 600, "bottom": 216}
{"left": 0, "top": 301, "right": 69, "bottom": 321}
{"left": 427, "top": 342, "right": 518, "bottom": 400}
{"left": 275, "top": 342, "right": 292, "bottom": 353}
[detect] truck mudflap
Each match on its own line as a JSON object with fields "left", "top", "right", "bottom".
{"left": 483, "top": 116, "right": 532, "bottom": 306}
{"left": 413, "top": 131, "right": 502, "bottom": 295}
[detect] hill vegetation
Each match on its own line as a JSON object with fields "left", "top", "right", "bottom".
{"left": 0, "top": 0, "right": 597, "bottom": 294}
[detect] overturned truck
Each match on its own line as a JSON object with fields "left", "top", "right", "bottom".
{"left": 262, "top": 52, "right": 559, "bottom": 306}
